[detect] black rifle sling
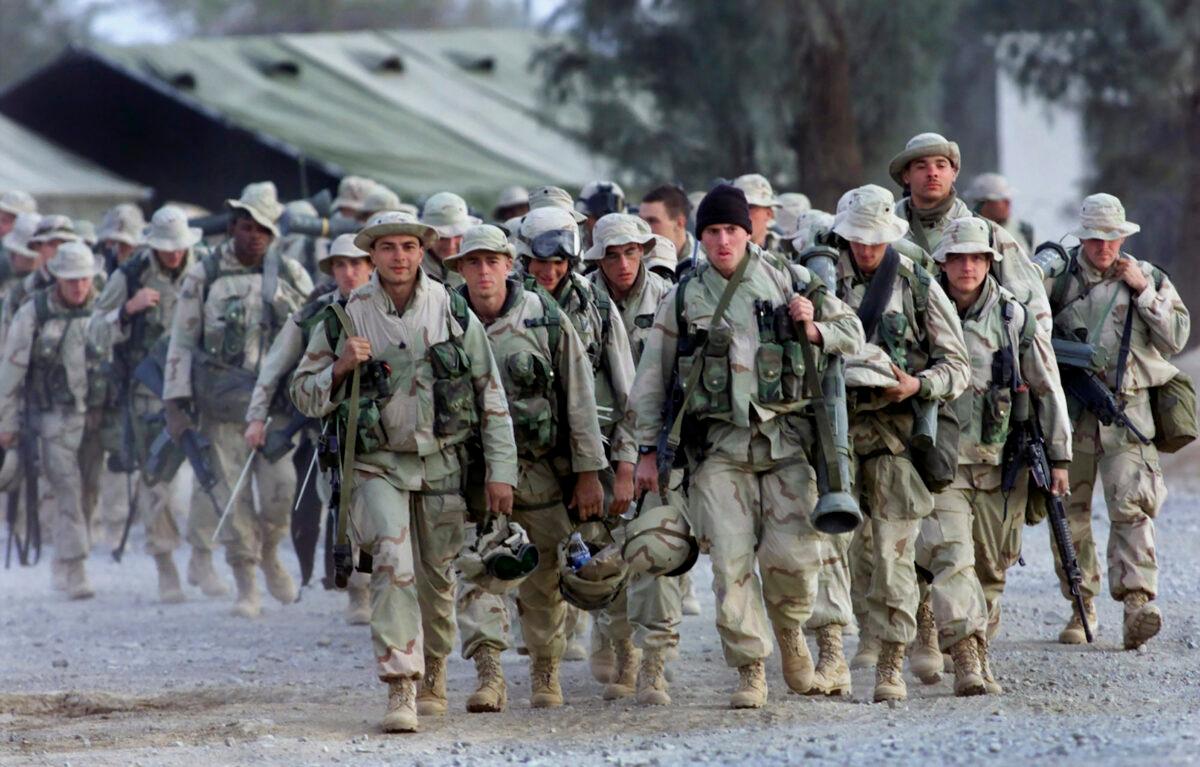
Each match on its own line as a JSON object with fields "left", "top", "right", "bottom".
{"left": 1113, "top": 288, "right": 1136, "bottom": 398}
{"left": 855, "top": 247, "right": 901, "bottom": 342}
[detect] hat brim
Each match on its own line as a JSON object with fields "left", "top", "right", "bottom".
{"left": 227, "top": 199, "right": 281, "bottom": 237}
{"left": 0, "top": 204, "right": 32, "bottom": 217}
{"left": 1, "top": 233, "right": 35, "bottom": 258}
{"left": 443, "top": 244, "right": 516, "bottom": 271}
{"left": 331, "top": 196, "right": 365, "bottom": 212}
{"left": 319, "top": 250, "right": 372, "bottom": 275}
{"left": 583, "top": 233, "right": 655, "bottom": 262}
{"left": 429, "top": 217, "right": 482, "bottom": 239}
{"left": 145, "top": 227, "right": 202, "bottom": 252}
{"left": 353, "top": 222, "right": 438, "bottom": 252}
{"left": 744, "top": 196, "right": 781, "bottom": 208}
{"left": 832, "top": 218, "right": 909, "bottom": 247}
{"left": 1070, "top": 222, "right": 1140, "bottom": 241}
{"left": 888, "top": 141, "right": 961, "bottom": 187}
{"left": 48, "top": 264, "right": 100, "bottom": 280}
{"left": 932, "top": 243, "right": 1002, "bottom": 264}
{"left": 28, "top": 231, "right": 80, "bottom": 245}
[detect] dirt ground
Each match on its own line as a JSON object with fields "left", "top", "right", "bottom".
{"left": 3, "top": 484, "right": 1199, "bottom": 766}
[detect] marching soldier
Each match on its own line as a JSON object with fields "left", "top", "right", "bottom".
{"left": 95, "top": 203, "right": 146, "bottom": 274}
{"left": 162, "top": 182, "right": 313, "bottom": 619}
{"left": 732, "top": 173, "right": 782, "bottom": 254}
{"left": 629, "top": 184, "right": 864, "bottom": 708}
{"left": 1034, "top": 194, "right": 1189, "bottom": 649}
{"left": 966, "top": 173, "right": 1035, "bottom": 254}
{"left": 639, "top": 184, "right": 701, "bottom": 279}
{"left": 88, "top": 205, "right": 210, "bottom": 602}
{"left": 830, "top": 185, "right": 970, "bottom": 703}
{"left": 420, "top": 192, "right": 478, "bottom": 288}
{"left": 0, "top": 212, "right": 41, "bottom": 298}
{"left": 245, "top": 233, "right": 375, "bottom": 623}
{"left": 0, "top": 242, "right": 106, "bottom": 599}
{"left": 448, "top": 222, "right": 607, "bottom": 712}
{"left": 3, "top": 214, "right": 79, "bottom": 336}
{"left": 290, "top": 212, "right": 518, "bottom": 732}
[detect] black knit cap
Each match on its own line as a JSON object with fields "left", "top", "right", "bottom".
{"left": 695, "top": 184, "right": 752, "bottom": 236}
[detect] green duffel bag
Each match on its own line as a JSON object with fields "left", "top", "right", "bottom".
{"left": 1151, "top": 372, "right": 1198, "bottom": 453}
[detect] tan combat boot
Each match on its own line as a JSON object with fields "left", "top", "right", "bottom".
{"left": 1058, "top": 597, "right": 1098, "bottom": 644}
{"left": 806, "top": 623, "right": 851, "bottom": 697}
{"left": 589, "top": 628, "right": 616, "bottom": 683}
{"left": 187, "top": 549, "right": 230, "bottom": 597}
{"left": 730, "top": 660, "right": 768, "bottom": 709}
{"left": 381, "top": 679, "right": 418, "bottom": 733}
{"left": 775, "top": 626, "right": 814, "bottom": 694}
{"left": 976, "top": 635, "right": 1002, "bottom": 694}
{"left": 345, "top": 583, "right": 371, "bottom": 625}
{"left": 466, "top": 647, "right": 507, "bottom": 713}
{"left": 416, "top": 655, "right": 448, "bottom": 715}
{"left": 51, "top": 558, "right": 68, "bottom": 591}
{"left": 873, "top": 641, "right": 907, "bottom": 703}
{"left": 1123, "top": 591, "right": 1163, "bottom": 650}
{"left": 602, "top": 639, "right": 640, "bottom": 700}
{"left": 65, "top": 558, "right": 95, "bottom": 601}
{"left": 154, "top": 553, "right": 185, "bottom": 604}
{"left": 910, "top": 598, "right": 943, "bottom": 685}
{"left": 530, "top": 656, "right": 564, "bottom": 708}
{"left": 231, "top": 561, "right": 261, "bottom": 618}
{"left": 850, "top": 632, "right": 880, "bottom": 670}
{"left": 636, "top": 648, "right": 671, "bottom": 705}
{"left": 949, "top": 637, "right": 985, "bottom": 697}
{"left": 260, "top": 541, "right": 298, "bottom": 605}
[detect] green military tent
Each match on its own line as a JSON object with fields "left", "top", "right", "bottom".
{"left": 0, "top": 113, "right": 149, "bottom": 220}
{"left": 0, "top": 28, "right": 608, "bottom": 213}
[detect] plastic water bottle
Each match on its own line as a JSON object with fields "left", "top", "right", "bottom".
{"left": 566, "top": 531, "right": 591, "bottom": 572}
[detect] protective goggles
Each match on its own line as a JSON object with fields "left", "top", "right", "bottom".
{"left": 484, "top": 537, "right": 539, "bottom": 580}
{"left": 524, "top": 228, "right": 580, "bottom": 261}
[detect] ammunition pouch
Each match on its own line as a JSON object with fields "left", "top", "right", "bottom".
{"left": 204, "top": 295, "right": 248, "bottom": 362}
{"left": 878, "top": 311, "right": 911, "bottom": 368}
{"left": 911, "top": 400, "right": 959, "bottom": 492}
{"left": 680, "top": 325, "right": 732, "bottom": 417}
{"left": 335, "top": 397, "right": 386, "bottom": 456}
{"left": 506, "top": 351, "right": 557, "bottom": 460}
{"left": 981, "top": 386, "right": 1013, "bottom": 445}
{"left": 755, "top": 343, "right": 784, "bottom": 403}
{"left": 429, "top": 339, "right": 477, "bottom": 441}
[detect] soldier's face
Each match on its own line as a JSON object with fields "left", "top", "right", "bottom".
{"left": 229, "top": 216, "right": 273, "bottom": 262}
{"left": 903, "top": 156, "right": 958, "bottom": 204}
{"left": 432, "top": 234, "right": 463, "bottom": 261}
{"left": 154, "top": 248, "right": 187, "bottom": 271}
{"left": 600, "top": 243, "right": 644, "bottom": 293}
{"left": 109, "top": 241, "right": 136, "bottom": 264}
{"left": 978, "top": 199, "right": 1011, "bottom": 224}
{"left": 0, "top": 212, "right": 15, "bottom": 237}
{"left": 748, "top": 205, "right": 774, "bottom": 247}
{"left": 1081, "top": 237, "right": 1125, "bottom": 272}
{"left": 639, "top": 202, "right": 685, "bottom": 244}
{"left": 371, "top": 234, "right": 423, "bottom": 287}
{"left": 458, "top": 251, "right": 512, "bottom": 305}
{"left": 329, "top": 256, "right": 373, "bottom": 296}
{"left": 526, "top": 258, "right": 570, "bottom": 293}
{"left": 701, "top": 224, "right": 749, "bottom": 278}
{"left": 56, "top": 276, "right": 92, "bottom": 307}
{"left": 35, "top": 240, "right": 62, "bottom": 267}
{"left": 848, "top": 241, "right": 888, "bottom": 274}
{"left": 941, "top": 252, "right": 990, "bottom": 296}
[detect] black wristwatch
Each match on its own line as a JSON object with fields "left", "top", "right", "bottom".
{"left": 638, "top": 445, "right": 657, "bottom": 455}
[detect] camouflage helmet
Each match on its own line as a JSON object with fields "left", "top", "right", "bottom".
{"left": 517, "top": 207, "right": 581, "bottom": 261}
{"left": 454, "top": 517, "right": 540, "bottom": 595}
{"left": 576, "top": 180, "right": 626, "bottom": 219}
{"left": 557, "top": 524, "right": 629, "bottom": 611}
{"left": 621, "top": 499, "right": 698, "bottom": 577}
{"left": 529, "top": 185, "right": 586, "bottom": 223}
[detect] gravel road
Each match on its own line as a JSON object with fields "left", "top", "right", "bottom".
{"left": 3, "top": 488, "right": 1198, "bottom": 767}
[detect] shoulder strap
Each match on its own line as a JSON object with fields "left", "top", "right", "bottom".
{"left": 119, "top": 251, "right": 151, "bottom": 287}
{"left": 447, "top": 289, "right": 471, "bottom": 335}
{"left": 591, "top": 281, "right": 612, "bottom": 341}
{"left": 524, "top": 287, "right": 563, "bottom": 359}
{"left": 34, "top": 290, "right": 50, "bottom": 324}
{"left": 856, "top": 247, "right": 901, "bottom": 340}
{"left": 200, "top": 251, "right": 221, "bottom": 304}
{"left": 1114, "top": 291, "right": 1136, "bottom": 394}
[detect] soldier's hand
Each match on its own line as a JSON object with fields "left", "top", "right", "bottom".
{"left": 124, "top": 287, "right": 161, "bottom": 315}
{"left": 884, "top": 364, "right": 921, "bottom": 403}
{"left": 486, "top": 482, "right": 514, "bottom": 516}
{"left": 569, "top": 470, "right": 605, "bottom": 520}
{"left": 1113, "top": 257, "right": 1148, "bottom": 294}
{"left": 0, "top": 432, "right": 16, "bottom": 450}
{"left": 163, "top": 400, "right": 191, "bottom": 442}
{"left": 634, "top": 452, "right": 659, "bottom": 496}
{"left": 333, "top": 337, "right": 373, "bottom": 379}
{"left": 244, "top": 419, "right": 267, "bottom": 449}
{"left": 610, "top": 461, "right": 635, "bottom": 517}
{"left": 788, "top": 295, "right": 815, "bottom": 323}
{"left": 1050, "top": 467, "right": 1070, "bottom": 497}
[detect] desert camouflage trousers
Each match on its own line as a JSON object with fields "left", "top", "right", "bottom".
{"left": 1053, "top": 411, "right": 1166, "bottom": 602}
{"left": 38, "top": 410, "right": 101, "bottom": 563}
{"left": 970, "top": 468, "right": 1029, "bottom": 639}
{"left": 186, "top": 420, "right": 295, "bottom": 565}
{"left": 857, "top": 453, "right": 934, "bottom": 646}
{"left": 347, "top": 469, "right": 465, "bottom": 681}
{"left": 916, "top": 479, "right": 989, "bottom": 650}
{"left": 688, "top": 433, "right": 824, "bottom": 669}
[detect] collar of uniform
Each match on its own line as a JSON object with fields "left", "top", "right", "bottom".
{"left": 961, "top": 273, "right": 999, "bottom": 322}
{"left": 422, "top": 250, "right": 448, "bottom": 281}
{"left": 1076, "top": 249, "right": 1125, "bottom": 286}
{"left": 902, "top": 189, "right": 959, "bottom": 228}
{"left": 361, "top": 268, "right": 429, "bottom": 317}
{"left": 701, "top": 245, "right": 762, "bottom": 296}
